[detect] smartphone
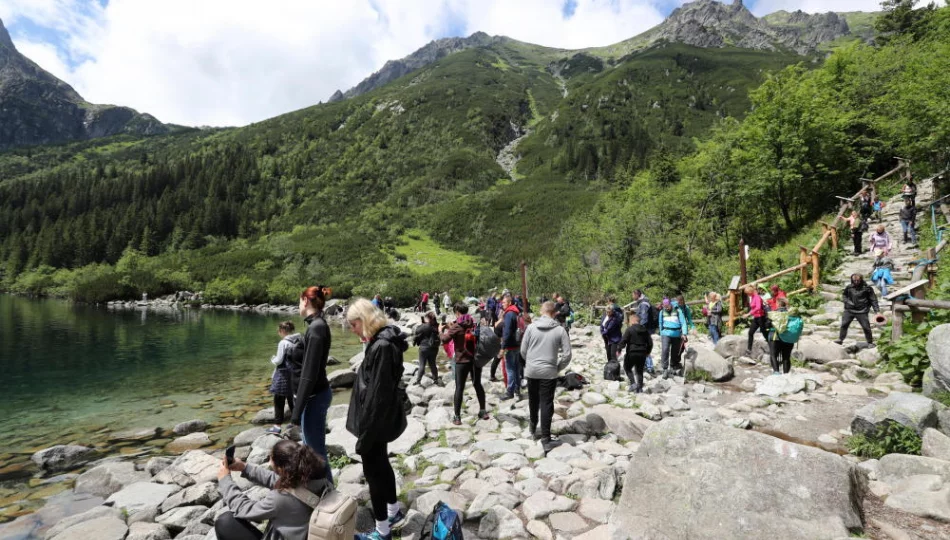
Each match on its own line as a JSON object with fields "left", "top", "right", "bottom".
{"left": 225, "top": 445, "right": 236, "bottom": 466}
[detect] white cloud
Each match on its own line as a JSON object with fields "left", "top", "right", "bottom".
{"left": 0, "top": 0, "right": 907, "bottom": 127}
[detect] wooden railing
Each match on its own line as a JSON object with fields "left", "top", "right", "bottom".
{"left": 726, "top": 158, "right": 912, "bottom": 332}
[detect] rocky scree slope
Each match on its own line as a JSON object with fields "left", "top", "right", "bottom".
{"left": 0, "top": 17, "right": 171, "bottom": 151}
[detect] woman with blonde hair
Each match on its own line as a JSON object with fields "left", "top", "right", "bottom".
{"left": 345, "top": 299, "right": 408, "bottom": 540}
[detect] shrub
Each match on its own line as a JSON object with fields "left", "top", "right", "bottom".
{"left": 847, "top": 422, "right": 922, "bottom": 459}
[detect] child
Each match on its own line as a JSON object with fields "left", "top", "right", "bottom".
{"left": 871, "top": 258, "right": 895, "bottom": 298}
{"left": 268, "top": 321, "right": 303, "bottom": 435}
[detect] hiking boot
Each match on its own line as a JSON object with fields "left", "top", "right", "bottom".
{"left": 528, "top": 424, "right": 540, "bottom": 440}
{"left": 452, "top": 416, "right": 462, "bottom": 426}
{"left": 662, "top": 370, "right": 671, "bottom": 380}
{"left": 833, "top": 339, "right": 843, "bottom": 345}
{"left": 627, "top": 384, "right": 636, "bottom": 392}
{"left": 414, "top": 378, "right": 423, "bottom": 385}
{"left": 435, "top": 378, "right": 445, "bottom": 387}
{"left": 388, "top": 509, "right": 406, "bottom": 528}
{"left": 541, "top": 438, "right": 563, "bottom": 453}
{"left": 478, "top": 410, "right": 490, "bottom": 421}
{"left": 500, "top": 393, "right": 514, "bottom": 401}
{"left": 516, "top": 391, "right": 523, "bottom": 401}
{"left": 635, "top": 385, "right": 644, "bottom": 393}
{"left": 772, "top": 371, "right": 781, "bottom": 376}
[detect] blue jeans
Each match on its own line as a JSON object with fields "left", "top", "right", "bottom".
{"left": 900, "top": 219, "right": 917, "bottom": 243}
{"left": 505, "top": 350, "right": 522, "bottom": 396}
{"left": 301, "top": 386, "right": 333, "bottom": 484}
{"left": 709, "top": 324, "right": 721, "bottom": 345}
{"left": 877, "top": 278, "right": 889, "bottom": 297}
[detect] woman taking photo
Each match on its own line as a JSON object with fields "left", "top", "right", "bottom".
{"left": 290, "top": 286, "right": 334, "bottom": 484}
{"left": 345, "top": 299, "right": 409, "bottom": 540}
{"left": 215, "top": 440, "right": 329, "bottom": 540}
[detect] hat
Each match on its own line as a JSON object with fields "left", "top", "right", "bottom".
{"left": 662, "top": 298, "right": 671, "bottom": 307}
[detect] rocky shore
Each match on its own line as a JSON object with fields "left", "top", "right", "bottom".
{"left": 6, "top": 302, "right": 950, "bottom": 539}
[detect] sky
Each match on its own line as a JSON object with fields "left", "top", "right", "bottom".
{"left": 0, "top": 0, "right": 891, "bottom": 127}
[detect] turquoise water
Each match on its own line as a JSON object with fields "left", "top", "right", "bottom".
{"left": 0, "top": 295, "right": 363, "bottom": 454}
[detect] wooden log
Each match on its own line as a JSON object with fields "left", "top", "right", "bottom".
{"left": 892, "top": 301, "right": 905, "bottom": 341}
{"left": 811, "top": 251, "right": 820, "bottom": 291}
{"left": 893, "top": 305, "right": 933, "bottom": 312}
{"left": 800, "top": 247, "right": 809, "bottom": 289}
{"left": 883, "top": 279, "right": 930, "bottom": 301}
{"left": 813, "top": 229, "right": 833, "bottom": 253}
{"left": 728, "top": 289, "right": 739, "bottom": 333}
{"left": 746, "top": 262, "right": 810, "bottom": 288}
{"left": 903, "top": 298, "right": 950, "bottom": 310}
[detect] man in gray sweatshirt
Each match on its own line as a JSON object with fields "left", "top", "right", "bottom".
{"left": 520, "top": 301, "right": 572, "bottom": 453}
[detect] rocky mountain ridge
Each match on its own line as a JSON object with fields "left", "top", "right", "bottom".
{"left": 0, "top": 17, "right": 171, "bottom": 151}
{"left": 333, "top": 0, "right": 874, "bottom": 102}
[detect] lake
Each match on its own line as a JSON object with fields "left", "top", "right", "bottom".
{"left": 0, "top": 295, "right": 365, "bottom": 530}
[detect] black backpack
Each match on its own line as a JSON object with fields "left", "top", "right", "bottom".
{"left": 603, "top": 361, "right": 622, "bottom": 381}
{"left": 284, "top": 336, "right": 305, "bottom": 377}
{"left": 474, "top": 326, "right": 501, "bottom": 368}
{"left": 559, "top": 371, "right": 588, "bottom": 390}
{"left": 646, "top": 303, "right": 660, "bottom": 331}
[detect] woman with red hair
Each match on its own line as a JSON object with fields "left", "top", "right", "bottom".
{"left": 290, "top": 285, "right": 334, "bottom": 485}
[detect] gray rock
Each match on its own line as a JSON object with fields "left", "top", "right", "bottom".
{"left": 465, "top": 483, "right": 524, "bottom": 519}
{"left": 31, "top": 445, "right": 95, "bottom": 472}
{"left": 754, "top": 374, "right": 807, "bottom": 398}
{"left": 535, "top": 458, "right": 572, "bottom": 479}
{"left": 106, "top": 482, "right": 180, "bottom": 515}
{"left": 927, "top": 323, "right": 950, "bottom": 393}
{"left": 166, "top": 432, "right": 212, "bottom": 453}
{"left": 163, "top": 450, "right": 225, "bottom": 485}
{"left": 424, "top": 407, "right": 453, "bottom": 432}
{"left": 75, "top": 461, "right": 149, "bottom": 497}
{"left": 549, "top": 512, "right": 589, "bottom": 533}
{"left": 48, "top": 516, "right": 128, "bottom": 540}
{"left": 478, "top": 505, "right": 527, "bottom": 539}
{"left": 180, "top": 521, "right": 212, "bottom": 537}
{"left": 714, "top": 334, "right": 767, "bottom": 359}
{"left": 578, "top": 498, "right": 615, "bottom": 524}
{"left": 328, "top": 369, "right": 357, "bottom": 388}
{"left": 390, "top": 418, "right": 426, "bottom": 456}
{"left": 924, "top": 428, "right": 950, "bottom": 461}
{"left": 611, "top": 418, "right": 866, "bottom": 539}
{"left": 161, "top": 482, "right": 221, "bottom": 512}
{"left": 521, "top": 490, "right": 577, "bottom": 520}
{"left": 173, "top": 420, "right": 209, "bottom": 436}
{"left": 108, "top": 427, "right": 162, "bottom": 442}
{"left": 145, "top": 457, "right": 174, "bottom": 477}
{"left": 590, "top": 405, "right": 655, "bottom": 442}
{"left": 126, "top": 521, "right": 171, "bottom": 540}
{"left": 796, "top": 337, "right": 848, "bottom": 364}
{"left": 877, "top": 454, "right": 950, "bottom": 484}
{"left": 419, "top": 447, "right": 466, "bottom": 468}
{"left": 684, "top": 347, "right": 734, "bottom": 382}
{"left": 412, "top": 490, "right": 469, "bottom": 518}
{"left": 526, "top": 520, "right": 553, "bottom": 540}
{"left": 851, "top": 392, "right": 940, "bottom": 436}
{"left": 472, "top": 439, "right": 524, "bottom": 456}
{"left": 44, "top": 506, "right": 123, "bottom": 540}
{"left": 581, "top": 392, "right": 607, "bottom": 406}
{"left": 326, "top": 418, "right": 358, "bottom": 459}
{"left": 885, "top": 487, "right": 950, "bottom": 522}
{"left": 156, "top": 505, "right": 208, "bottom": 533}
{"left": 233, "top": 427, "right": 268, "bottom": 446}
{"left": 251, "top": 407, "right": 290, "bottom": 425}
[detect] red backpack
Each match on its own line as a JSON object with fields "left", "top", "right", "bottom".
{"left": 516, "top": 313, "right": 527, "bottom": 342}
{"left": 462, "top": 326, "right": 478, "bottom": 358}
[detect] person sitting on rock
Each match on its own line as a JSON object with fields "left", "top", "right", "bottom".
{"left": 619, "top": 312, "right": 653, "bottom": 393}
{"left": 216, "top": 440, "right": 329, "bottom": 540}
{"left": 520, "top": 301, "right": 572, "bottom": 453}
{"left": 836, "top": 273, "right": 879, "bottom": 346}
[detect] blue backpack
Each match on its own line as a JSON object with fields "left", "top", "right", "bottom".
{"left": 422, "top": 501, "right": 463, "bottom": 540}
{"left": 779, "top": 317, "right": 804, "bottom": 344}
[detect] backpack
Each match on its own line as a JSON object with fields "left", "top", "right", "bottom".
{"left": 421, "top": 501, "right": 464, "bottom": 540}
{"left": 515, "top": 313, "right": 527, "bottom": 342}
{"left": 474, "top": 327, "right": 501, "bottom": 368}
{"left": 284, "top": 336, "right": 305, "bottom": 376}
{"left": 559, "top": 371, "right": 588, "bottom": 390}
{"left": 603, "top": 361, "right": 622, "bottom": 381}
{"left": 778, "top": 317, "right": 804, "bottom": 344}
{"left": 290, "top": 484, "right": 358, "bottom": 540}
{"left": 462, "top": 326, "right": 478, "bottom": 359}
{"left": 645, "top": 304, "right": 660, "bottom": 331}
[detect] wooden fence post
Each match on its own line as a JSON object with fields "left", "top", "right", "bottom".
{"left": 799, "top": 247, "right": 809, "bottom": 289}
{"left": 928, "top": 247, "right": 938, "bottom": 289}
{"left": 811, "top": 251, "right": 820, "bottom": 291}
{"left": 892, "top": 300, "right": 904, "bottom": 341}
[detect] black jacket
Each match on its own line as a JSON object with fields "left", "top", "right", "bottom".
{"left": 290, "top": 314, "right": 331, "bottom": 425}
{"left": 900, "top": 205, "right": 917, "bottom": 222}
{"left": 619, "top": 324, "right": 653, "bottom": 357}
{"left": 555, "top": 301, "right": 571, "bottom": 324}
{"left": 346, "top": 326, "right": 408, "bottom": 453}
{"left": 843, "top": 282, "right": 879, "bottom": 314}
{"left": 412, "top": 323, "right": 439, "bottom": 352}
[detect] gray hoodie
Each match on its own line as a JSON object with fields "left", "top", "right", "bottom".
{"left": 520, "top": 315, "right": 572, "bottom": 379}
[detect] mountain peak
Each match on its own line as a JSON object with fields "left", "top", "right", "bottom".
{"left": 0, "top": 17, "right": 15, "bottom": 51}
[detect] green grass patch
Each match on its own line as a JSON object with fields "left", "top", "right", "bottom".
{"left": 846, "top": 422, "right": 922, "bottom": 459}
{"left": 392, "top": 229, "right": 486, "bottom": 275}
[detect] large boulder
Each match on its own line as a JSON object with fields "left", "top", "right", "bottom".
{"left": 160, "top": 482, "right": 221, "bottom": 512}
{"left": 389, "top": 418, "right": 426, "bottom": 456}
{"left": 75, "top": 461, "right": 149, "bottom": 497}
{"left": 714, "top": 334, "right": 767, "bottom": 359}
{"left": 106, "top": 482, "right": 180, "bottom": 515}
{"left": 161, "top": 450, "right": 221, "bottom": 485}
{"left": 923, "top": 428, "right": 950, "bottom": 461}
{"left": 172, "top": 420, "right": 208, "bottom": 436}
{"left": 48, "top": 515, "right": 128, "bottom": 540}
{"left": 590, "top": 405, "right": 655, "bottom": 442}
{"left": 165, "top": 432, "right": 212, "bottom": 453}
{"left": 851, "top": 392, "right": 941, "bottom": 436}
{"left": 927, "top": 323, "right": 950, "bottom": 393}
{"left": 31, "top": 445, "right": 95, "bottom": 473}
{"left": 611, "top": 418, "right": 867, "bottom": 539}
{"left": 684, "top": 347, "right": 734, "bottom": 382}
{"left": 796, "top": 337, "right": 849, "bottom": 364}
{"left": 44, "top": 506, "right": 123, "bottom": 540}
{"left": 754, "top": 374, "right": 808, "bottom": 398}
{"left": 328, "top": 369, "right": 356, "bottom": 389}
